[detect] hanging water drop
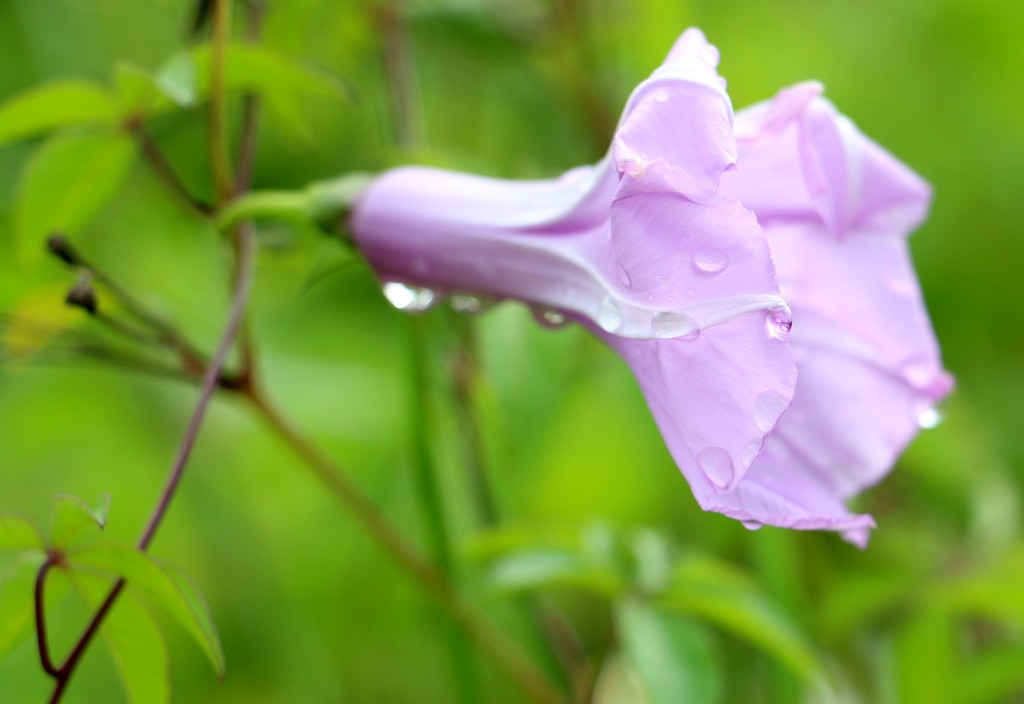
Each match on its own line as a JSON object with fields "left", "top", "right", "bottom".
{"left": 697, "top": 447, "right": 735, "bottom": 490}
{"left": 382, "top": 282, "right": 436, "bottom": 313}
{"left": 617, "top": 264, "right": 633, "bottom": 288}
{"left": 532, "top": 306, "right": 568, "bottom": 329}
{"left": 742, "top": 439, "right": 763, "bottom": 466}
{"left": 691, "top": 248, "right": 729, "bottom": 275}
{"left": 451, "top": 294, "right": 491, "bottom": 315}
{"left": 765, "top": 304, "right": 793, "bottom": 340}
{"left": 916, "top": 406, "right": 943, "bottom": 429}
{"left": 754, "top": 390, "right": 790, "bottom": 432}
{"left": 597, "top": 297, "right": 623, "bottom": 333}
{"left": 651, "top": 311, "right": 699, "bottom": 340}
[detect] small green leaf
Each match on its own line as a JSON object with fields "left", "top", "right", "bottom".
{"left": 0, "top": 513, "right": 46, "bottom": 551}
{"left": 895, "top": 610, "right": 956, "bottom": 704}
{"left": 115, "top": 63, "right": 174, "bottom": 116}
{"left": 657, "top": 554, "right": 822, "bottom": 681}
{"left": 151, "top": 43, "right": 353, "bottom": 136}
{"left": 71, "top": 569, "right": 170, "bottom": 704}
{"left": 16, "top": 132, "right": 136, "bottom": 263}
{"left": 487, "top": 550, "right": 622, "bottom": 596}
{"left": 51, "top": 494, "right": 110, "bottom": 549}
{"left": 70, "top": 545, "right": 225, "bottom": 679}
{"left": 617, "top": 600, "right": 722, "bottom": 704}
{"left": 0, "top": 81, "right": 120, "bottom": 147}
{"left": 0, "top": 553, "right": 69, "bottom": 666}
{"left": 952, "top": 643, "right": 1024, "bottom": 704}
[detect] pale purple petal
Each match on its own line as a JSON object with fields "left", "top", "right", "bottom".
{"left": 718, "top": 85, "right": 952, "bottom": 543}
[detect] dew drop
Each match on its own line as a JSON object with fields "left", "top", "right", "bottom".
{"left": 617, "top": 264, "right": 633, "bottom": 288}
{"left": 900, "top": 359, "right": 933, "bottom": 389}
{"left": 451, "top": 294, "right": 494, "bottom": 315}
{"left": 697, "top": 447, "right": 735, "bottom": 490}
{"left": 754, "top": 391, "right": 790, "bottom": 432}
{"left": 765, "top": 304, "right": 793, "bottom": 341}
{"left": 597, "top": 297, "right": 623, "bottom": 333}
{"left": 532, "top": 306, "right": 567, "bottom": 329}
{"left": 382, "top": 282, "right": 436, "bottom": 313}
{"left": 916, "top": 406, "right": 943, "bottom": 429}
{"left": 691, "top": 248, "right": 729, "bottom": 275}
{"left": 651, "top": 311, "right": 699, "bottom": 340}
{"left": 653, "top": 89, "right": 670, "bottom": 103}
{"left": 698, "top": 44, "right": 721, "bottom": 67}
{"left": 741, "top": 520, "right": 763, "bottom": 532}
{"left": 742, "top": 439, "right": 763, "bottom": 466}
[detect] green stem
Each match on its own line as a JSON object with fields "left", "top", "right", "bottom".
{"left": 409, "top": 315, "right": 484, "bottom": 701}
{"left": 216, "top": 190, "right": 308, "bottom": 232}
{"left": 243, "top": 386, "right": 566, "bottom": 704}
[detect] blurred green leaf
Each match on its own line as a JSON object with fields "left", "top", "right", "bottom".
{"left": 115, "top": 62, "right": 174, "bottom": 116}
{"left": 151, "top": 43, "right": 354, "bottom": 139}
{"left": 0, "top": 81, "right": 119, "bottom": 147}
{"left": 952, "top": 643, "right": 1024, "bottom": 704}
{"left": 0, "top": 513, "right": 46, "bottom": 551}
{"left": 0, "top": 553, "right": 69, "bottom": 666}
{"left": 895, "top": 610, "right": 956, "bottom": 704}
{"left": 487, "top": 549, "right": 622, "bottom": 596}
{"left": 617, "top": 600, "right": 722, "bottom": 704}
{"left": 72, "top": 569, "right": 170, "bottom": 704}
{"left": 70, "top": 545, "right": 225, "bottom": 680}
{"left": 15, "top": 132, "right": 135, "bottom": 263}
{"left": 657, "top": 554, "right": 821, "bottom": 681}
{"left": 935, "top": 547, "right": 1024, "bottom": 626}
{"left": 51, "top": 493, "right": 110, "bottom": 549}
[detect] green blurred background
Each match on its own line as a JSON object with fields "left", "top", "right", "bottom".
{"left": 1, "top": 0, "right": 1022, "bottom": 702}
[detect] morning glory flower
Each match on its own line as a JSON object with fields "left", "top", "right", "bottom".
{"left": 349, "top": 28, "right": 948, "bottom": 545}
{"left": 714, "top": 82, "right": 952, "bottom": 546}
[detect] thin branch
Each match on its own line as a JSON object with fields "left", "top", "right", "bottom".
{"left": 133, "top": 125, "right": 214, "bottom": 215}
{"left": 35, "top": 557, "right": 59, "bottom": 678}
{"left": 209, "top": 0, "right": 235, "bottom": 205}
{"left": 243, "top": 388, "right": 565, "bottom": 704}
{"left": 45, "top": 228, "right": 257, "bottom": 702}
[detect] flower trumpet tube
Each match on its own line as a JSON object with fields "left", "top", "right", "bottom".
{"left": 349, "top": 29, "right": 949, "bottom": 546}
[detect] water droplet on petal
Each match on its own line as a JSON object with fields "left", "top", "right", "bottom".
{"left": 698, "top": 44, "right": 721, "bottom": 67}
{"left": 691, "top": 248, "right": 729, "bottom": 275}
{"left": 900, "top": 359, "right": 934, "bottom": 389}
{"left": 653, "top": 89, "right": 670, "bottom": 103}
{"left": 383, "top": 282, "right": 436, "bottom": 313}
{"left": 450, "top": 294, "right": 483, "bottom": 314}
{"left": 765, "top": 304, "right": 793, "bottom": 341}
{"left": 697, "top": 447, "right": 735, "bottom": 490}
{"left": 916, "top": 405, "right": 943, "bottom": 429}
{"left": 651, "top": 311, "right": 699, "bottom": 340}
{"left": 617, "top": 264, "right": 632, "bottom": 288}
{"left": 754, "top": 391, "right": 790, "bottom": 432}
{"left": 741, "top": 520, "right": 762, "bottom": 531}
{"left": 597, "top": 297, "right": 623, "bottom": 333}
{"left": 532, "top": 306, "right": 568, "bottom": 329}
{"left": 742, "top": 439, "right": 763, "bottom": 466}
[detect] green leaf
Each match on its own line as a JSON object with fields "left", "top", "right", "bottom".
{"left": 70, "top": 545, "right": 225, "bottom": 679}
{"left": 115, "top": 62, "right": 174, "bottom": 116}
{"left": 0, "top": 553, "right": 69, "bottom": 666}
{"left": 71, "top": 569, "right": 170, "bottom": 704}
{"left": 657, "top": 554, "right": 821, "bottom": 681}
{"left": 0, "top": 513, "right": 46, "bottom": 551}
{"left": 16, "top": 132, "right": 136, "bottom": 263}
{"left": 0, "top": 81, "right": 120, "bottom": 147}
{"left": 486, "top": 550, "right": 623, "bottom": 596}
{"left": 617, "top": 600, "right": 722, "bottom": 704}
{"left": 51, "top": 494, "right": 110, "bottom": 549}
{"left": 151, "top": 43, "right": 354, "bottom": 137}
{"left": 952, "top": 643, "right": 1024, "bottom": 704}
{"left": 895, "top": 610, "right": 956, "bottom": 704}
